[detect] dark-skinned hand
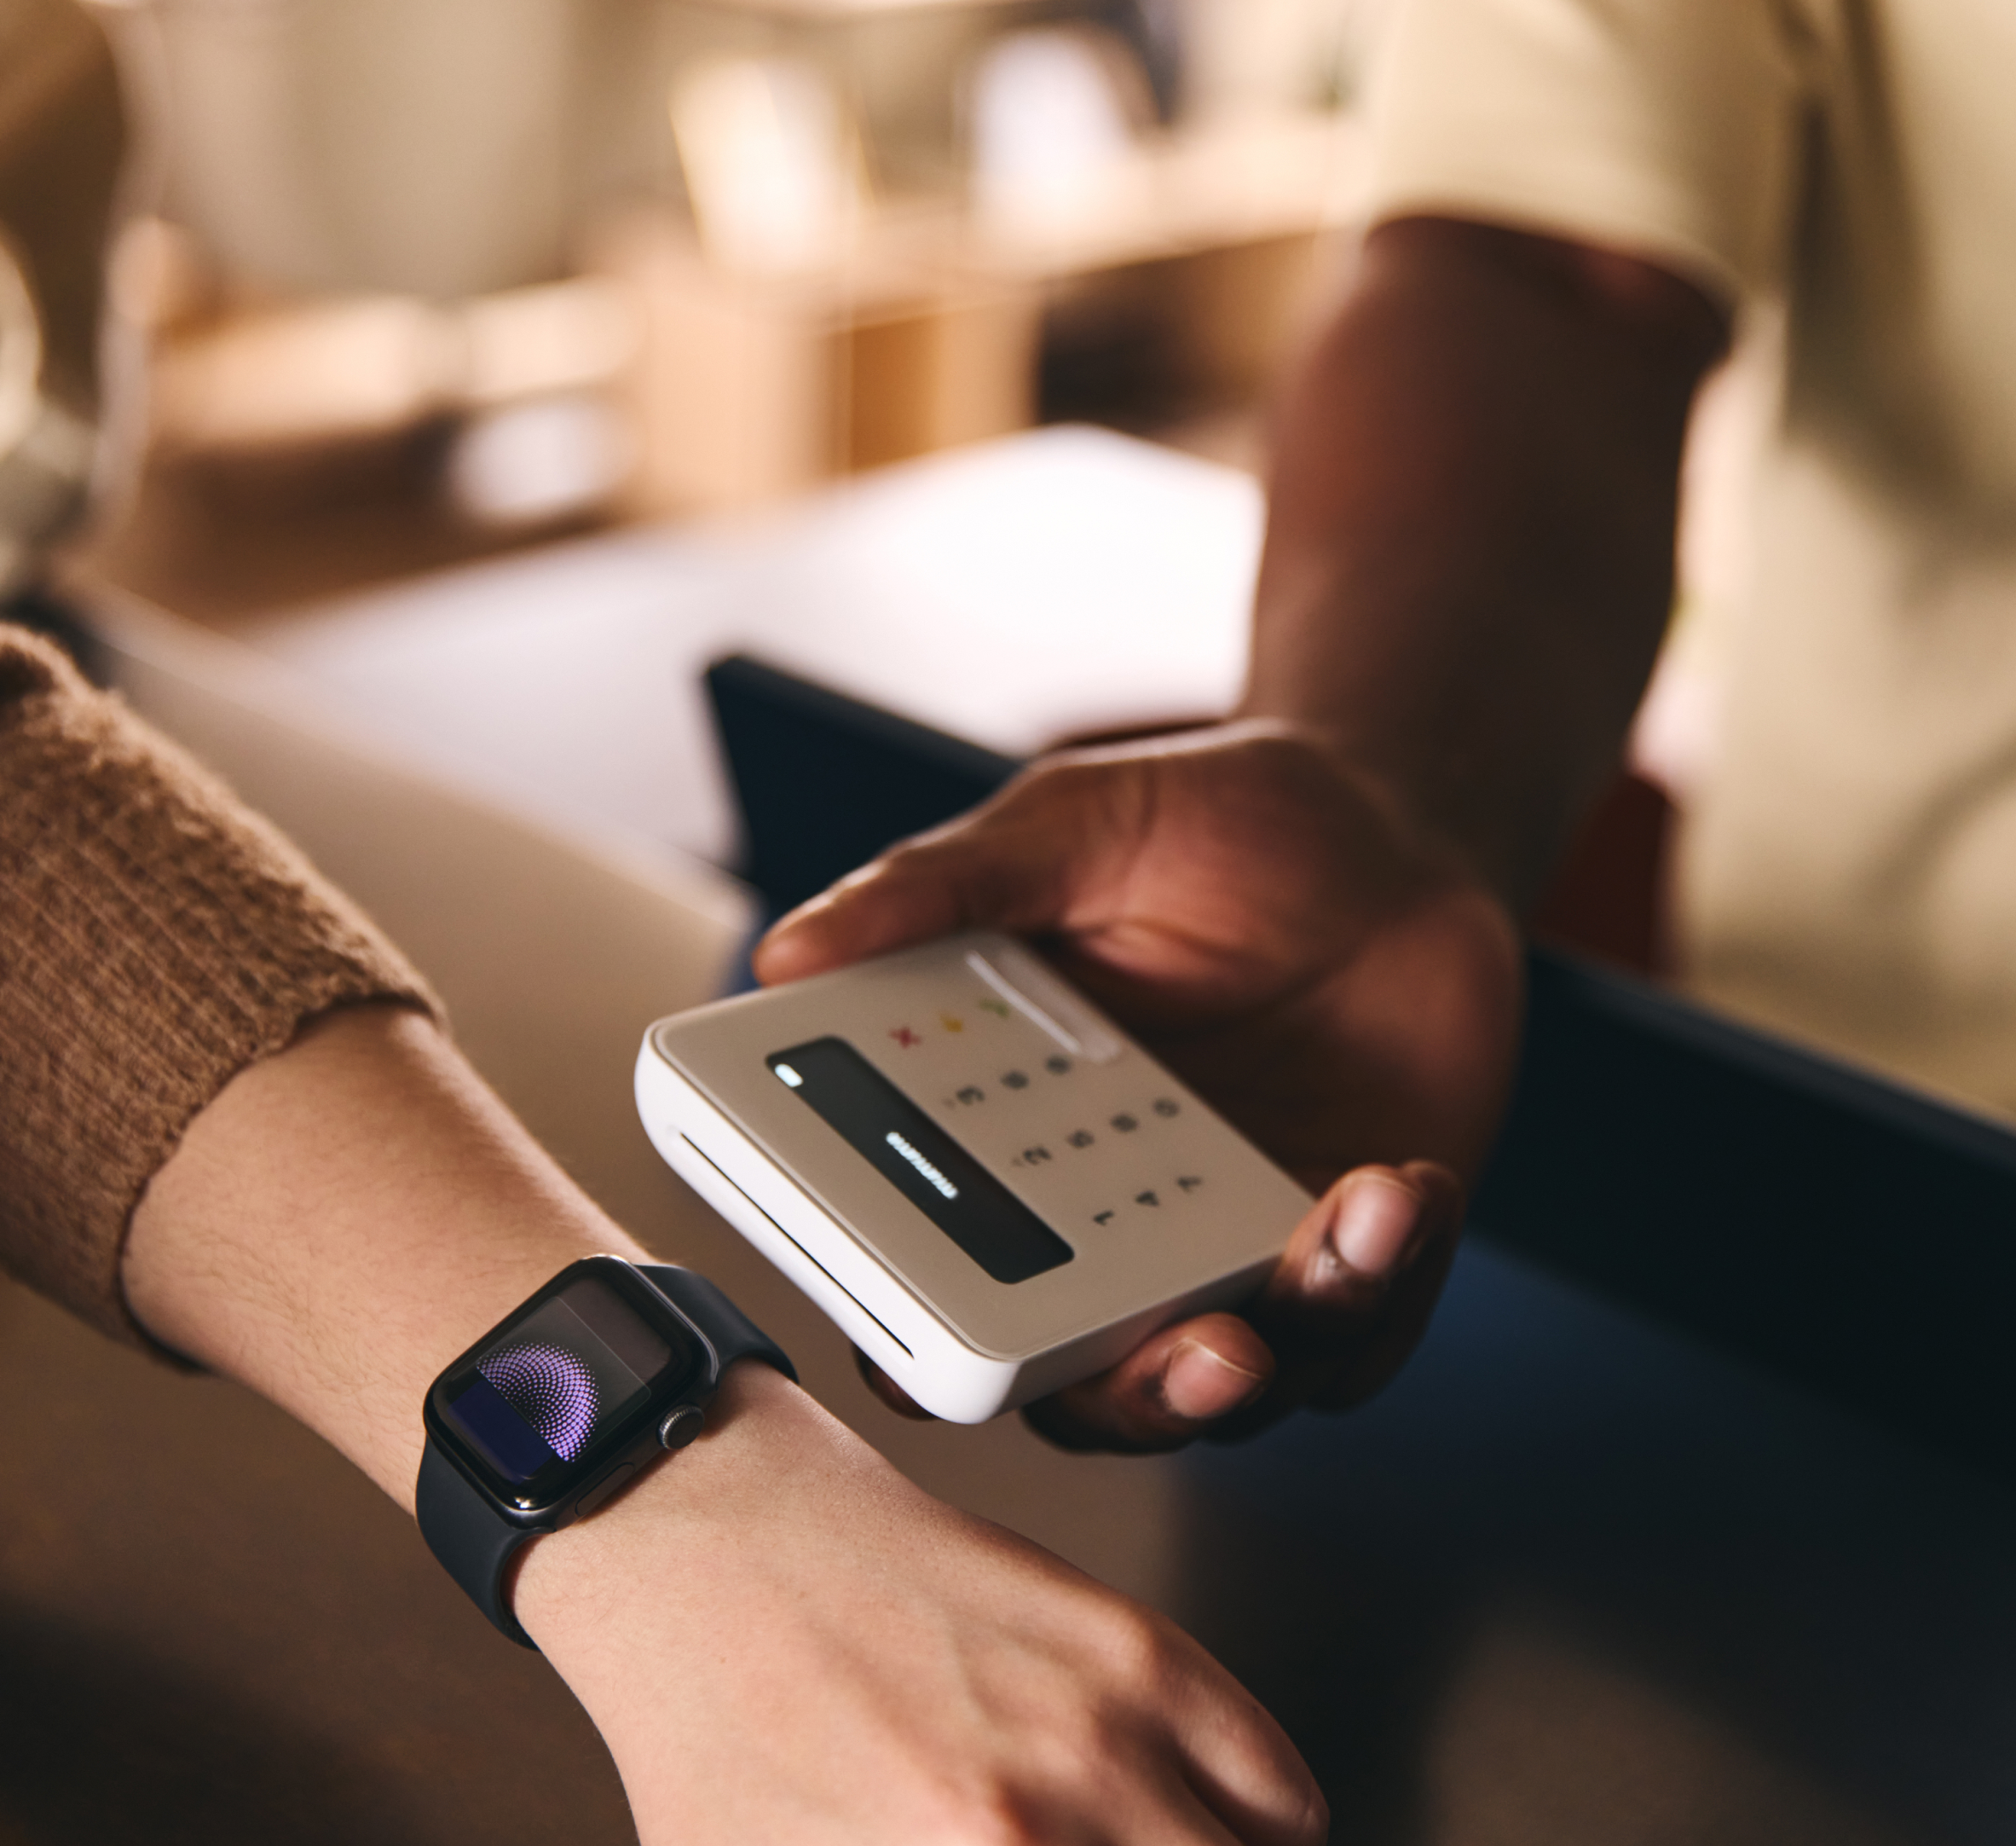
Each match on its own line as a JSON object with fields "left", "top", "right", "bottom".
{"left": 754, "top": 721, "right": 1523, "bottom": 1453}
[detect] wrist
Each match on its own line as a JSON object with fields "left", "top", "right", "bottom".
{"left": 1220, "top": 710, "right": 1522, "bottom": 906}
{"left": 124, "top": 1004, "right": 656, "bottom": 1507}
{"left": 418, "top": 1254, "right": 798, "bottom": 1647}
{"left": 509, "top": 1361, "right": 842, "bottom": 1666}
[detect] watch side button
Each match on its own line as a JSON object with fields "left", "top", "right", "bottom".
{"left": 658, "top": 1403, "right": 707, "bottom": 1451}
{"left": 575, "top": 1462, "right": 637, "bottom": 1519}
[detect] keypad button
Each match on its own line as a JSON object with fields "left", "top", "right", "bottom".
{"left": 1066, "top": 1129, "right": 1095, "bottom": 1149}
{"left": 1045, "top": 1054, "right": 1072, "bottom": 1075}
{"left": 1021, "top": 1145, "right": 1054, "bottom": 1164}
{"left": 1135, "top": 1189, "right": 1160, "bottom": 1208}
{"left": 955, "top": 1085, "right": 985, "bottom": 1106}
{"left": 1111, "top": 1113, "right": 1139, "bottom": 1133}
{"left": 1002, "top": 1070, "right": 1031, "bottom": 1090}
{"left": 1152, "top": 1097, "right": 1180, "bottom": 1118}
{"left": 1176, "top": 1175, "right": 1204, "bottom": 1192}
{"left": 1092, "top": 1209, "right": 1116, "bottom": 1226}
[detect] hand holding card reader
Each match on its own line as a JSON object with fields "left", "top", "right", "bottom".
{"left": 634, "top": 932, "right": 1311, "bottom": 1422}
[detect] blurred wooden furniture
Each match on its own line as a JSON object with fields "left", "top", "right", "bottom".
{"left": 596, "top": 212, "right": 1043, "bottom": 508}
{"left": 598, "top": 110, "right": 1360, "bottom": 513}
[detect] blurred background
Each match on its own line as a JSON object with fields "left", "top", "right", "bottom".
{"left": 15, "top": 13, "right": 2013, "bottom": 1846}
{"left": 81, "top": 0, "right": 1394, "bottom": 624}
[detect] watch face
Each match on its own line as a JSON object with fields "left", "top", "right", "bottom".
{"left": 428, "top": 1260, "right": 707, "bottom": 1513}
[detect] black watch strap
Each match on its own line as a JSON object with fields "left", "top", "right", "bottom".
{"left": 634, "top": 1264, "right": 797, "bottom": 1385}
{"left": 418, "top": 1262, "right": 793, "bottom": 1650}
{"left": 417, "top": 1439, "right": 542, "bottom": 1646}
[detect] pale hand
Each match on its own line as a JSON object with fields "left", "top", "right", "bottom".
{"left": 523, "top": 1364, "right": 1327, "bottom": 1845}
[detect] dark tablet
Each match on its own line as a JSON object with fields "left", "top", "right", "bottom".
{"left": 704, "top": 651, "right": 2016, "bottom": 1477}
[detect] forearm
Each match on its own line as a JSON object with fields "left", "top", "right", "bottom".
{"left": 123, "top": 1003, "right": 645, "bottom": 1510}
{"left": 1242, "top": 216, "right": 1727, "bottom": 907}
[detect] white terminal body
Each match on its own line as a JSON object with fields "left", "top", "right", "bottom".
{"left": 634, "top": 930, "right": 1311, "bottom": 1421}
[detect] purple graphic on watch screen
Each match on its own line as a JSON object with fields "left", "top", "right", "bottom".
{"left": 479, "top": 1341, "right": 599, "bottom": 1461}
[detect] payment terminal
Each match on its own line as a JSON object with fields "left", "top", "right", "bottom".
{"left": 634, "top": 932, "right": 1310, "bottom": 1421}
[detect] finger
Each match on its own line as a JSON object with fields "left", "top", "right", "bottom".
{"left": 1178, "top": 1730, "right": 1330, "bottom": 1846}
{"left": 1002, "top": 1635, "right": 1321, "bottom": 1846}
{"left": 1257, "top": 1158, "right": 1461, "bottom": 1412}
{"left": 748, "top": 801, "right": 1049, "bottom": 984}
{"left": 751, "top": 759, "right": 1152, "bottom": 986}
{"left": 1301, "top": 1160, "right": 1464, "bottom": 1412}
{"left": 1162, "top": 1641, "right": 1329, "bottom": 1846}
{"left": 1023, "top": 1313, "right": 1274, "bottom": 1454}
{"left": 999, "top": 1764, "right": 1251, "bottom": 1846}
{"left": 1143, "top": 1774, "right": 1303, "bottom": 1846}
{"left": 1181, "top": 1162, "right": 1457, "bottom": 1447}
{"left": 1262, "top": 1162, "right": 1446, "bottom": 1321}
{"left": 852, "top": 1345, "right": 938, "bottom": 1421}
{"left": 752, "top": 851, "right": 971, "bottom": 987}
{"left": 1022, "top": 1166, "right": 1459, "bottom": 1454}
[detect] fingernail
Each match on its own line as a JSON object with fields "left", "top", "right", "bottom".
{"left": 1330, "top": 1172, "right": 1424, "bottom": 1280}
{"left": 1161, "top": 1339, "right": 1268, "bottom": 1421}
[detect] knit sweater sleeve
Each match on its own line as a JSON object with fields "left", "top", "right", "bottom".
{"left": 0, "top": 627, "right": 441, "bottom": 1350}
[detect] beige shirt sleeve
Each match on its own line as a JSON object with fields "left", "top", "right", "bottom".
{"left": 1362, "top": 0, "right": 1817, "bottom": 304}
{"left": 0, "top": 628, "right": 442, "bottom": 1352}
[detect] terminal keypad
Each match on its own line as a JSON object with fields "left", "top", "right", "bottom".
{"left": 881, "top": 994, "right": 1211, "bottom": 1235}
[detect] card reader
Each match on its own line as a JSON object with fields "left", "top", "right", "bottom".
{"left": 633, "top": 931, "right": 1310, "bottom": 1421}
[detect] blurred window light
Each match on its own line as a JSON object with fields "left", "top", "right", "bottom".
{"left": 461, "top": 279, "right": 639, "bottom": 408}
{"left": 447, "top": 393, "right": 631, "bottom": 528}
{"left": 1180, "top": 0, "right": 1366, "bottom": 122}
{"left": 149, "top": 297, "right": 459, "bottom": 451}
{"left": 0, "top": 239, "right": 41, "bottom": 458}
{"left": 0, "top": 240, "right": 97, "bottom": 593}
{"left": 967, "top": 28, "right": 1151, "bottom": 238}
{"left": 107, "top": 217, "right": 212, "bottom": 337}
{"left": 669, "top": 58, "right": 865, "bottom": 275}
{"left": 146, "top": 278, "right": 638, "bottom": 454}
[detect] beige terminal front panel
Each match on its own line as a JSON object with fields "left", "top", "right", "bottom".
{"left": 635, "top": 932, "right": 1310, "bottom": 1421}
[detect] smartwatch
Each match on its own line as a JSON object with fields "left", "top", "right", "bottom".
{"left": 418, "top": 1256, "right": 794, "bottom": 1647}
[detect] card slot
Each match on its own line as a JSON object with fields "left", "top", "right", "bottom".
{"left": 678, "top": 1133, "right": 915, "bottom": 1359}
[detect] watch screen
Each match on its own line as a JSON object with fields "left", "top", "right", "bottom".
{"left": 439, "top": 1275, "right": 690, "bottom": 1486}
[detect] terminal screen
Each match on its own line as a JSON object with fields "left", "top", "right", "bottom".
{"left": 768, "top": 1036, "right": 1072, "bottom": 1283}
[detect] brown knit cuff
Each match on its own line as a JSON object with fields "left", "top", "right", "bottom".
{"left": 0, "top": 628, "right": 442, "bottom": 1352}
